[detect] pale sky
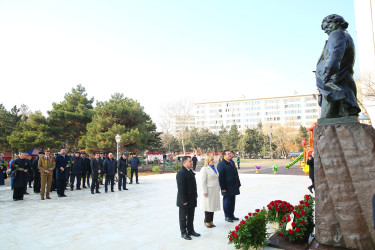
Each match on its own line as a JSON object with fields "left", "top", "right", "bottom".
{"left": 0, "top": 0, "right": 357, "bottom": 130}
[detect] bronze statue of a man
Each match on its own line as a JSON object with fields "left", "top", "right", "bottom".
{"left": 316, "top": 14, "right": 361, "bottom": 118}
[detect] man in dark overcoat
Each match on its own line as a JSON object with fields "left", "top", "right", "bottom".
{"left": 90, "top": 152, "right": 102, "bottom": 194}
{"left": 12, "top": 153, "right": 30, "bottom": 201}
{"left": 217, "top": 150, "right": 241, "bottom": 223}
{"left": 307, "top": 154, "right": 315, "bottom": 193}
{"left": 55, "top": 149, "right": 70, "bottom": 197}
{"left": 176, "top": 156, "right": 200, "bottom": 240}
{"left": 117, "top": 153, "right": 128, "bottom": 191}
{"left": 103, "top": 152, "right": 117, "bottom": 192}
{"left": 70, "top": 152, "right": 83, "bottom": 190}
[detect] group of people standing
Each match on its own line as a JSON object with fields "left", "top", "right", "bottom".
{"left": 176, "top": 150, "right": 241, "bottom": 240}
{"left": 10, "top": 149, "right": 142, "bottom": 201}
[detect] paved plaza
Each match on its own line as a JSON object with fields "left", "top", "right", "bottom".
{"left": 0, "top": 172, "right": 312, "bottom": 250}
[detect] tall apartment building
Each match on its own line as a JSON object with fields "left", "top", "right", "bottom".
{"left": 194, "top": 94, "right": 319, "bottom": 133}
{"left": 169, "top": 115, "right": 195, "bottom": 135}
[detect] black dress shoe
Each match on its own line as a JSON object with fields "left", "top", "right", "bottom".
{"left": 189, "top": 231, "right": 201, "bottom": 237}
{"left": 24, "top": 192, "right": 29, "bottom": 195}
{"left": 124, "top": 188, "right": 128, "bottom": 190}
{"left": 231, "top": 217, "right": 239, "bottom": 220}
{"left": 308, "top": 186, "right": 313, "bottom": 194}
{"left": 136, "top": 182, "right": 139, "bottom": 184}
{"left": 181, "top": 233, "right": 192, "bottom": 240}
{"left": 111, "top": 190, "right": 114, "bottom": 192}
{"left": 118, "top": 189, "right": 122, "bottom": 191}
{"left": 225, "top": 217, "right": 234, "bottom": 222}
{"left": 96, "top": 191, "right": 101, "bottom": 193}
{"left": 77, "top": 188, "right": 81, "bottom": 190}
{"left": 58, "top": 195, "right": 67, "bottom": 197}
{"left": 105, "top": 190, "right": 108, "bottom": 193}
{"left": 91, "top": 191, "right": 95, "bottom": 194}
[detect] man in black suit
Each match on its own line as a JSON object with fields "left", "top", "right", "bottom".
{"left": 306, "top": 154, "right": 315, "bottom": 194}
{"left": 55, "top": 149, "right": 70, "bottom": 197}
{"left": 81, "top": 154, "right": 90, "bottom": 188}
{"left": 70, "top": 152, "right": 83, "bottom": 190}
{"left": 90, "top": 152, "right": 102, "bottom": 194}
{"left": 117, "top": 153, "right": 128, "bottom": 191}
{"left": 192, "top": 155, "right": 198, "bottom": 171}
{"left": 99, "top": 152, "right": 105, "bottom": 185}
{"left": 176, "top": 156, "right": 200, "bottom": 240}
{"left": 217, "top": 150, "right": 241, "bottom": 223}
{"left": 103, "top": 152, "right": 117, "bottom": 193}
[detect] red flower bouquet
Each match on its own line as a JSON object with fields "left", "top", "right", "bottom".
{"left": 277, "top": 194, "right": 315, "bottom": 242}
{"left": 228, "top": 208, "right": 268, "bottom": 250}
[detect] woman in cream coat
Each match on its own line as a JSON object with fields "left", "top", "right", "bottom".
{"left": 201, "top": 156, "right": 221, "bottom": 228}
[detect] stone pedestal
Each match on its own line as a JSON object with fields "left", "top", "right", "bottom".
{"left": 314, "top": 122, "right": 375, "bottom": 249}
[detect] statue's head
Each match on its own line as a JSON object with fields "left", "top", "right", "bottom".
{"left": 321, "top": 14, "right": 348, "bottom": 35}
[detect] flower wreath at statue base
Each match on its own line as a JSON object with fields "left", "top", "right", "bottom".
{"left": 228, "top": 195, "right": 314, "bottom": 249}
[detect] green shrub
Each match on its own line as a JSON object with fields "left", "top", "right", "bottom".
{"left": 173, "top": 165, "right": 182, "bottom": 172}
{"left": 152, "top": 166, "right": 161, "bottom": 174}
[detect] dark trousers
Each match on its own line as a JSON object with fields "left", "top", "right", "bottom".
{"left": 223, "top": 195, "right": 236, "bottom": 218}
{"left": 34, "top": 174, "right": 41, "bottom": 193}
{"left": 82, "top": 174, "right": 87, "bottom": 187}
{"left": 56, "top": 177, "right": 66, "bottom": 196}
{"left": 179, "top": 206, "right": 195, "bottom": 234}
{"left": 70, "top": 174, "right": 81, "bottom": 189}
{"left": 86, "top": 172, "right": 91, "bottom": 187}
{"left": 13, "top": 187, "right": 24, "bottom": 200}
{"left": 24, "top": 175, "right": 29, "bottom": 193}
{"left": 237, "top": 162, "right": 240, "bottom": 169}
{"left": 309, "top": 178, "right": 315, "bottom": 190}
{"left": 105, "top": 175, "right": 114, "bottom": 191}
{"left": 91, "top": 176, "right": 99, "bottom": 192}
{"left": 118, "top": 174, "right": 126, "bottom": 190}
{"left": 193, "top": 162, "right": 197, "bottom": 171}
{"left": 130, "top": 168, "right": 138, "bottom": 182}
{"left": 204, "top": 211, "right": 214, "bottom": 223}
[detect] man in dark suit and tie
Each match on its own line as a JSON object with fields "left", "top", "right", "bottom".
{"left": 217, "top": 149, "right": 241, "bottom": 223}
{"left": 90, "top": 152, "right": 102, "bottom": 194}
{"left": 70, "top": 152, "right": 83, "bottom": 191}
{"left": 99, "top": 152, "right": 105, "bottom": 185}
{"left": 103, "top": 152, "right": 117, "bottom": 193}
{"left": 176, "top": 156, "right": 200, "bottom": 240}
{"left": 55, "top": 148, "right": 70, "bottom": 197}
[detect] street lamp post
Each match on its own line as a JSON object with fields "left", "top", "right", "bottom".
{"left": 115, "top": 134, "right": 121, "bottom": 160}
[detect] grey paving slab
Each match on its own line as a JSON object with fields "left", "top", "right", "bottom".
{"left": 0, "top": 172, "right": 312, "bottom": 250}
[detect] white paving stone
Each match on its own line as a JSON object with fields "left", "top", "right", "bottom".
{"left": 0, "top": 173, "right": 311, "bottom": 250}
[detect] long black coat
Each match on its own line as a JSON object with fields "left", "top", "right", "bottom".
{"left": 82, "top": 158, "right": 91, "bottom": 174}
{"left": 55, "top": 154, "right": 70, "bottom": 179}
{"left": 176, "top": 167, "right": 197, "bottom": 208}
{"left": 217, "top": 159, "right": 241, "bottom": 197}
{"left": 103, "top": 158, "right": 117, "bottom": 176}
{"left": 90, "top": 158, "right": 102, "bottom": 178}
{"left": 117, "top": 157, "right": 128, "bottom": 175}
{"left": 12, "top": 158, "right": 30, "bottom": 188}
{"left": 307, "top": 157, "right": 314, "bottom": 180}
{"left": 70, "top": 157, "right": 83, "bottom": 175}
